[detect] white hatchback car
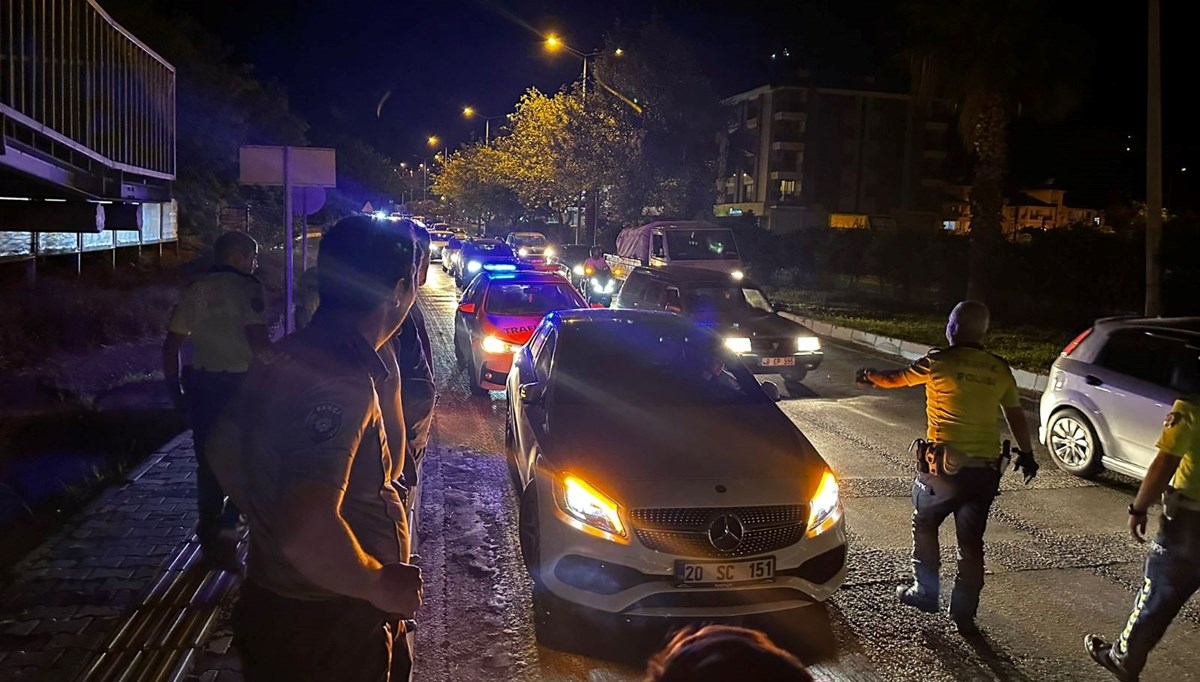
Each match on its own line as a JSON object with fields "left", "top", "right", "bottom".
{"left": 505, "top": 310, "right": 847, "bottom": 648}
{"left": 1039, "top": 316, "right": 1200, "bottom": 479}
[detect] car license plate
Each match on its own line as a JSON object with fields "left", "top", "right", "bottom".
{"left": 675, "top": 557, "right": 775, "bottom": 585}
{"left": 761, "top": 357, "right": 795, "bottom": 367}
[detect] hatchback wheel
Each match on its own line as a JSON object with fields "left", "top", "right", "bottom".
{"left": 1047, "top": 408, "right": 1103, "bottom": 478}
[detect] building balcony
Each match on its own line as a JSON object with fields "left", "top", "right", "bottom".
{"left": 773, "top": 111, "right": 806, "bottom": 121}
{"left": 771, "top": 141, "right": 806, "bottom": 151}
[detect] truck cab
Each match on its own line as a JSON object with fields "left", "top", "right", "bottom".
{"left": 610, "top": 221, "right": 744, "bottom": 279}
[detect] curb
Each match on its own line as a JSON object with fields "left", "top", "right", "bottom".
{"left": 781, "top": 312, "right": 1050, "bottom": 393}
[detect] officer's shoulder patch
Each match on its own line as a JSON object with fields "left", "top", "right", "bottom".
{"left": 305, "top": 402, "right": 344, "bottom": 443}
{"left": 1165, "top": 411, "right": 1182, "bottom": 429}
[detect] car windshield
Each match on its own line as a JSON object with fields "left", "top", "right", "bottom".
{"left": 511, "top": 234, "right": 547, "bottom": 247}
{"left": 486, "top": 282, "right": 581, "bottom": 316}
{"left": 686, "top": 286, "right": 774, "bottom": 315}
{"left": 667, "top": 229, "right": 740, "bottom": 261}
{"left": 554, "top": 320, "right": 767, "bottom": 407}
{"left": 467, "top": 242, "right": 510, "bottom": 255}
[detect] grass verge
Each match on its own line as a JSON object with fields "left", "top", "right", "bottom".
{"left": 771, "top": 290, "right": 1073, "bottom": 373}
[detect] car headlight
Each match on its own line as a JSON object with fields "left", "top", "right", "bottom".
{"left": 555, "top": 474, "right": 625, "bottom": 538}
{"left": 451, "top": 253, "right": 460, "bottom": 263}
{"left": 480, "top": 335, "right": 520, "bottom": 354}
{"left": 544, "top": 247, "right": 556, "bottom": 258}
{"left": 591, "top": 279, "right": 605, "bottom": 293}
{"left": 731, "top": 270, "right": 745, "bottom": 281}
{"left": 797, "top": 336, "right": 821, "bottom": 352}
{"left": 518, "top": 247, "right": 529, "bottom": 257}
{"left": 603, "top": 280, "right": 616, "bottom": 293}
{"left": 467, "top": 260, "right": 482, "bottom": 273}
{"left": 725, "top": 337, "right": 752, "bottom": 354}
{"left": 430, "top": 244, "right": 441, "bottom": 253}
{"left": 807, "top": 469, "right": 841, "bottom": 537}
{"left": 573, "top": 264, "right": 585, "bottom": 276}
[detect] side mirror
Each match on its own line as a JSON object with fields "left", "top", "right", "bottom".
{"left": 458, "top": 302, "right": 476, "bottom": 315}
{"left": 519, "top": 382, "right": 545, "bottom": 405}
{"left": 761, "top": 381, "right": 781, "bottom": 402}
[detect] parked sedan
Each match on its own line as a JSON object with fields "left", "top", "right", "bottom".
{"left": 454, "top": 271, "right": 587, "bottom": 395}
{"left": 427, "top": 228, "right": 454, "bottom": 262}
{"left": 505, "top": 310, "right": 847, "bottom": 649}
{"left": 1039, "top": 316, "right": 1200, "bottom": 478}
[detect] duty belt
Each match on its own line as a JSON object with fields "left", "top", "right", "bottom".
{"left": 911, "top": 439, "right": 1002, "bottom": 476}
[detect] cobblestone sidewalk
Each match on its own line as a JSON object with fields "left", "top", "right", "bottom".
{"left": 0, "top": 432, "right": 227, "bottom": 681}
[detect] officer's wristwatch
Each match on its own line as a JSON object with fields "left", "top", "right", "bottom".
{"left": 1128, "top": 503, "right": 1147, "bottom": 517}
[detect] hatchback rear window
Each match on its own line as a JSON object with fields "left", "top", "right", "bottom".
{"left": 1094, "top": 330, "right": 1195, "bottom": 390}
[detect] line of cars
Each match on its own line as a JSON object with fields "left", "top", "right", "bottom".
{"left": 442, "top": 229, "right": 847, "bottom": 651}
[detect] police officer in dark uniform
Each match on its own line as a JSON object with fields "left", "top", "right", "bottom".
{"left": 1086, "top": 388, "right": 1200, "bottom": 681}
{"left": 208, "top": 216, "right": 423, "bottom": 682}
{"left": 857, "top": 300, "right": 1037, "bottom": 634}
{"left": 163, "top": 230, "right": 269, "bottom": 571}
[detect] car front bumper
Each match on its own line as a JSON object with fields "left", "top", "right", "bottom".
{"left": 476, "top": 350, "right": 514, "bottom": 390}
{"left": 533, "top": 476, "right": 848, "bottom": 617}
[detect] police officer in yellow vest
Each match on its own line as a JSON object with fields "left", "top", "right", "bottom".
{"left": 857, "top": 301, "right": 1037, "bottom": 634}
{"left": 163, "top": 231, "right": 270, "bottom": 571}
{"left": 1086, "top": 392, "right": 1200, "bottom": 681}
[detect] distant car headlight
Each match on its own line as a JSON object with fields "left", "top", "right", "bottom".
{"left": 430, "top": 244, "right": 441, "bottom": 253}
{"left": 467, "top": 260, "right": 482, "bottom": 273}
{"left": 480, "top": 335, "right": 520, "bottom": 354}
{"left": 518, "top": 247, "right": 529, "bottom": 257}
{"left": 797, "top": 336, "right": 821, "bottom": 352}
{"left": 731, "top": 270, "right": 745, "bottom": 280}
{"left": 725, "top": 337, "right": 752, "bottom": 354}
{"left": 573, "top": 264, "right": 585, "bottom": 277}
{"left": 451, "top": 253, "right": 460, "bottom": 264}
{"left": 544, "top": 247, "right": 556, "bottom": 258}
{"left": 807, "top": 470, "right": 842, "bottom": 537}
{"left": 554, "top": 474, "right": 625, "bottom": 538}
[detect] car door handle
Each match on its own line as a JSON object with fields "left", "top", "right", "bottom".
{"left": 1085, "top": 374, "right": 1104, "bottom": 386}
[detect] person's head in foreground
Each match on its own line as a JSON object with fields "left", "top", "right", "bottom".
{"left": 317, "top": 215, "right": 418, "bottom": 345}
{"left": 946, "top": 300, "right": 989, "bottom": 346}
{"left": 644, "top": 625, "right": 814, "bottom": 682}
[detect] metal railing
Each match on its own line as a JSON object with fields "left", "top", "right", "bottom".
{"left": 0, "top": 0, "right": 175, "bottom": 179}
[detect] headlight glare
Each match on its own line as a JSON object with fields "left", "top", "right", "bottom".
{"left": 467, "top": 260, "right": 482, "bottom": 273}
{"left": 518, "top": 247, "right": 529, "bottom": 257}
{"left": 731, "top": 270, "right": 745, "bottom": 280}
{"left": 480, "top": 335, "right": 518, "bottom": 354}
{"left": 556, "top": 474, "right": 625, "bottom": 537}
{"left": 797, "top": 336, "right": 821, "bottom": 352}
{"left": 807, "top": 470, "right": 841, "bottom": 537}
{"left": 725, "top": 337, "right": 752, "bottom": 354}
{"left": 573, "top": 264, "right": 585, "bottom": 276}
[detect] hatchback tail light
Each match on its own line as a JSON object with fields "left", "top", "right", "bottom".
{"left": 1061, "top": 328, "right": 1093, "bottom": 357}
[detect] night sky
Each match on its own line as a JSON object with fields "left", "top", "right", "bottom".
{"left": 186, "top": 0, "right": 1195, "bottom": 206}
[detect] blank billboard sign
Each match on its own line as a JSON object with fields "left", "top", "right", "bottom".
{"left": 239, "top": 146, "right": 337, "bottom": 187}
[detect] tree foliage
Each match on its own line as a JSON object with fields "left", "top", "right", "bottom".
{"left": 904, "top": 0, "right": 1092, "bottom": 303}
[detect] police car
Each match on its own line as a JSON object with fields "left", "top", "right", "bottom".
{"left": 454, "top": 271, "right": 588, "bottom": 395}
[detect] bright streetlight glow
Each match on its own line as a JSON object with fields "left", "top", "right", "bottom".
{"left": 614, "top": 48, "right": 624, "bottom": 56}
{"left": 462, "top": 106, "right": 475, "bottom": 118}
{"left": 545, "top": 34, "right": 561, "bottom": 50}
{"left": 427, "top": 135, "right": 439, "bottom": 147}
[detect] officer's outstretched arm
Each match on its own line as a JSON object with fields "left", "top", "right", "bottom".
{"left": 866, "top": 356, "right": 932, "bottom": 389}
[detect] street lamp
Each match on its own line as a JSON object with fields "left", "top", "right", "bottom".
{"left": 462, "top": 106, "right": 507, "bottom": 144}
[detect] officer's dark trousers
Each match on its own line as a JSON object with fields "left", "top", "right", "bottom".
{"left": 911, "top": 468, "right": 1001, "bottom": 618}
{"left": 233, "top": 580, "right": 413, "bottom": 682}
{"left": 183, "top": 369, "right": 244, "bottom": 547}
{"left": 1113, "top": 507, "right": 1200, "bottom": 676}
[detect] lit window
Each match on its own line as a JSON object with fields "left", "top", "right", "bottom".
{"left": 829, "top": 213, "right": 869, "bottom": 229}
{"left": 780, "top": 179, "right": 797, "bottom": 198}
{"left": 943, "top": 220, "right": 957, "bottom": 231}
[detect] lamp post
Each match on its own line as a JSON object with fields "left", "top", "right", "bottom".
{"left": 462, "top": 106, "right": 507, "bottom": 144}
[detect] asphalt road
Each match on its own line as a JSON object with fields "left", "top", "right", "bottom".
{"left": 412, "top": 265, "right": 1200, "bottom": 682}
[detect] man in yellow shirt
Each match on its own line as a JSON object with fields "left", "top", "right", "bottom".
{"left": 163, "top": 230, "right": 269, "bottom": 571}
{"left": 1086, "top": 395, "right": 1200, "bottom": 681}
{"left": 858, "top": 301, "right": 1036, "bottom": 634}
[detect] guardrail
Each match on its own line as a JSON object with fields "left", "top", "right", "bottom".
{"left": 0, "top": 0, "right": 176, "bottom": 180}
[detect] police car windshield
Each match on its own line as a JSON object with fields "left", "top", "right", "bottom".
{"left": 511, "top": 234, "right": 547, "bottom": 247}
{"left": 667, "top": 230, "right": 739, "bottom": 261}
{"left": 554, "top": 321, "right": 766, "bottom": 407}
{"left": 466, "top": 242, "right": 510, "bottom": 254}
{"left": 686, "top": 286, "right": 774, "bottom": 315}
{"left": 486, "top": 282, "right": 580, "bottom": 316}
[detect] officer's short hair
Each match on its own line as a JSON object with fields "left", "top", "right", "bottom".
{"left": 410, "top": 224, "right": 431, "bottom": 255}
{"left": 949, "top": 300, "right": 990, "bottom": 342}
{"left": 318, "top": 216, "right": 416, "bottom": 315}
{"left": 214, "top": 230, "right": 257, "bottom": 264}
{"left": 644, "top": 625, "right": 812, "bottom": 682}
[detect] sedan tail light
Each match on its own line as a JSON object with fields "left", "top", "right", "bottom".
{"left": 1061, "top": 328, "right": 1093, "bottom": 357}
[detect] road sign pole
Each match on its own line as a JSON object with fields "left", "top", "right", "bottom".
{"left": 301, "top": 192, "right": 309, "bottom": 272}
{"left": 284, "top": 146, "right": 295, "bottom": 334}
